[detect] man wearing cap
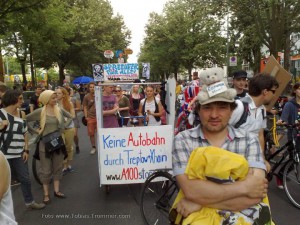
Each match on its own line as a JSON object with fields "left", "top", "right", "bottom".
{"left": 232, "top": 70, "right": 248, "bottom": 99}
{"left": 172, "top": 74, "right": 272, "bottom": 223}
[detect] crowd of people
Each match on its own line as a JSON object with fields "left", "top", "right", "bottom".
{"left": 0, "top": 68, "right": 296, "bottom": 224}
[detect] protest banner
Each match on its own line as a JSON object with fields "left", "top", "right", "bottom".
{"left": 103, "top": 63, "right": 139, "bottom": 80}
{"left": 98, "top": 125, "right": 173, "bottom": 185}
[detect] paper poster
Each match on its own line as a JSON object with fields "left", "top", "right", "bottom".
{"left": 98, "top": 125, "right": 173, "bottom": 184}
{"left": 92, "top": 64, "right": 104, "bottom": 82}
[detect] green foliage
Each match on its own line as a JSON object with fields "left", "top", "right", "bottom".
{"left": 139, "top": 0, "right": 227, "bottom": 81}
{"left": 1, "top": 0, "right": 131, "bottom": 85}
{"left": 2, "top": 56, "right": 23, "bottom": 75}
{"left": 228, "top": 0, "right": 300, "bottom": 71}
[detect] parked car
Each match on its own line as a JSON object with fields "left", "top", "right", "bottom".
{"left": 21, "top": 91, "right": 35, "bottom": 114}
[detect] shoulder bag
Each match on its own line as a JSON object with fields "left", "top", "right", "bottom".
{"left": 42, "top": 130, "right": 65, "bottom": 153}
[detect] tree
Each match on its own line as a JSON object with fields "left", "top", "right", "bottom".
{"left": 1, "top": 0, "right": 131, "bottom": 86}
{"left": 33, "top": 0, "right": 130, "bottom": 84}
{"left": 139, "top": 0, "right": 226, "bottom": 81}
{"left": 229, "top": 0, "right": 300, "bottom": 71}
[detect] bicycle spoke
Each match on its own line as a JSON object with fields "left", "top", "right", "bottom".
{"left": 284, "top": 161, "right": 300, "bottom": 208}
{"left": 140, "top": 172, "right": 178, "bottom": 225}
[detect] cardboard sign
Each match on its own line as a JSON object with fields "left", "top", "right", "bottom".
{"left": 98, "top": 125, "right": 173, "bottom": 185}
{"left": 263, "top": 55, "right": 292, "bottom": 111}
{"left": 206, "top": 81, "right": 228, "bottom": 97}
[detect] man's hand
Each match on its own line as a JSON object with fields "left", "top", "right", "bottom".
{"left": 243, "top": 170, "right": 268, "bottom": 199}
{"left": 265, "top": 160, "right": 271, "bottom": 173}
{"left": 22, "top": 152, "right": 29, "bottom": 163}
{"left": 176, "top": 198, "right": 202, "bottom": 218}
{"left": 276, "top": 119, "right": 285, "bottom": 126}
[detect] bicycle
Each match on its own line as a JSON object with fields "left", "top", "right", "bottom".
{"left": 264, "top": 113, "right": 288, "bottom": 160}
{"left": 265, "top": 123, "right": 300, "bottom": 208}
{"left": 140, "top": 169, "right": 178, "bottom": 225}
{"left": 110, "top": 112, "right": 148, "bottom": 201}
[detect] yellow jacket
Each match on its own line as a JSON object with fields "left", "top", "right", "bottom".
{"left": 172, "top": 146, "right": 274, "bottom": 225}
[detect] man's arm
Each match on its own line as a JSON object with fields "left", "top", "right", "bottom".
{"left": 103, "top": 103, "right": 119, "bottom": 116}
{"left": 258, "top": 128, "right": 265, "bottom": 152}
{"left": 176, "top": 168, "right": 267, "bottom": 211}
{"left": 82, "top": 96, "right": 88, "bottom": 118}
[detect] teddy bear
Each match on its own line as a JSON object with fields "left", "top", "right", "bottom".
{"left": 197, "top": 67, "right": 236, "bottom": 103}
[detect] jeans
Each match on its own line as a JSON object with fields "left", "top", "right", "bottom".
{"left": 8, "top": 157, "right": 34, "bottom": 204}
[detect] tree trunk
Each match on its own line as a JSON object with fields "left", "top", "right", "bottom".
{"left": 58, "top": 64, "right": 65, "bottom": 85}
{"left": 283, "top": 35, "right": 291, "bottom": 71}
{"left": 29, "top": 44, "right": 35, "bottom": 87}
{"left": 20, "top": 60, "right": 27, "bottom": 85}
{"left": 0, "top": 48, "right": 4, "bottom": 82}
{"left": 188, "top": 68, "right": 192, "bottom": 81}
{"left": 252, "top": 47, "right": 261, "bottom": 74}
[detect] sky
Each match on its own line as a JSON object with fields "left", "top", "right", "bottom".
{"left": 109, "top": 0, "right": 168, "bottom": 63}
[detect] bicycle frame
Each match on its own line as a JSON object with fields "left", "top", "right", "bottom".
{"left": 266, "top": 124, "right": 300, "bottom": 182}
{"left": 266, "top": 140, "right": 293, "bottom": 181}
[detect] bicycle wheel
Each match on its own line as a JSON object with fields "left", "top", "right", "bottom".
{"left": 283, "top": 160, "right": 300, "bottom": 208}
{"left": 140, "top": 171, "right": 178, "bottom": 225}
{"left": 32, "top": 158, "right": 42, "bottom": 185}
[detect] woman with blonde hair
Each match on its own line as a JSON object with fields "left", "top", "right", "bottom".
{"left": 56, "top": 87, "right": 75, "bottom": 175}
{"left": 26, "top": 90, "right": 73, "bottom": 204}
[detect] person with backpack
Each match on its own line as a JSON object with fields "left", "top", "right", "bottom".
{"left": 138, "top": 85, "right": 164, "bottom": 126}
{"left": 0, "top": 90, "right": 45, "bottom": 210}
{"left": 233, "top": 74, "right": 279, "bottom": 172}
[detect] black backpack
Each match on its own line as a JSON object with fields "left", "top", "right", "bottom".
{"left": 233, "top": 102, "right": 250, "bottom": 128}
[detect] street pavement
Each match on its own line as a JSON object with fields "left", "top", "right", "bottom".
{"left": 12, "top": 124, "right": 300, "bottom": 225}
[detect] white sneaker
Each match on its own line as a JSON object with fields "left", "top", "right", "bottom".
{"left": 90, "top": 147, "right": 96, "bottom": 155}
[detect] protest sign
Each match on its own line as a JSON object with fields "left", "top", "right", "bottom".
{"left": 263, "top": 55, "right": 292, "bottom": 111}
{"left": 98, "top": 125, "right": 173, "bottom": 185}
{"left": 103, "top": 63, "right": 139, "bottom": 80}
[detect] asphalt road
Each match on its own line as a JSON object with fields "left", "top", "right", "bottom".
{"left": 12, "top": 125, "right": 300, "bottom": 225}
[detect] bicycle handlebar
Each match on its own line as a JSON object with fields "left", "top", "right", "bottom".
{"left": 116, "top": 111, "right": 148, "bottom": 126}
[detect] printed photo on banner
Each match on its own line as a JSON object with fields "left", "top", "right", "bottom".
{"left": 92, "top": 64, "right": 104, "bottom": 82}
{"left": 142, "top": 62, "right": 150, "bottom": 79}
{"left": 103, "top": 63, "right": 139, "bottom": 80}
{"left": 98, "top": 125, "right": 173, "bottom": 185}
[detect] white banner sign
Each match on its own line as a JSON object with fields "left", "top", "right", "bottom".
{"left": 103, "top": 63, "right": 139, "bottom": 80}
{"left": 98, "top": 125, "right": 173, "bottom": 184}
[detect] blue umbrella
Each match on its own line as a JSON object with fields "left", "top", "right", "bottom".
{"left": 72, "top": 76, "right": 94, "bottom": 84}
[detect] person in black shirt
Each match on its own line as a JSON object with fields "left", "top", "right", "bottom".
{"left": 232, "top": 70, "right": 248, "bottom": 99}
{"left": 30, "top": 85, "right": 43, "bottom": 112}
{"left": 78, "top": 84, "right": 86, "bottom": 104}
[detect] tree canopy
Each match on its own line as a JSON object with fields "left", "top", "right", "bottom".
{"left": 1, "top": 0, "right": 131, "bottom": 85}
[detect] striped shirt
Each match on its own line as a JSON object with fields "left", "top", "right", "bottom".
{"left": 172, "top": 125, "right": 266, "bottom": 176}
{"left": 0, "top": 109, "right": 27, "bottom": 159}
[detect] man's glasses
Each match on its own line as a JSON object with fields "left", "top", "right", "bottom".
{"left": 115, "top": 90, "right": 121, "bottom": 92}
